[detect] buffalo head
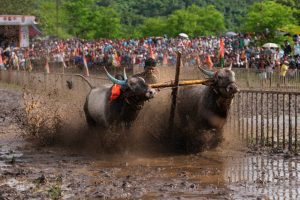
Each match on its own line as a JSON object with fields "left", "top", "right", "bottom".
{"left": 104, "top": 67, "right": 156, "bottom": 105}
{"left": 198, "top": 65, "right": 239, "bottom": 98}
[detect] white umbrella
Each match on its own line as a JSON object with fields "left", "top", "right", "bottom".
{"left": 179, "top": 33, "right": 189, "bottom": 38}
{"left": 225, "top": 31, "right": 237, "bottom": 37}
{"left": 263, "top": 43, "right": 279, "bottom": 48}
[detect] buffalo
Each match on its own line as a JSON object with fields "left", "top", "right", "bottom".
{"left": 177, "top": 65, "right": 239, "bottom": 151}
{"left": 77, "top": 68, "right": 156, "bottom": 129}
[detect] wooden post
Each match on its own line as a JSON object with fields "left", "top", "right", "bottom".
{"left": 288, "top": 94, "right": 292, "bottom": 151}
{"left": 295, "top": 95, "right": 298, "bottom": 151}
{"left": 168, "top": 51, "right": 181, "bottom": 139}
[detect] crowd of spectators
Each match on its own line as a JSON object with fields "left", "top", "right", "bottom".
{"left": 1, "top": 34, "right": 300, "bottom": 79}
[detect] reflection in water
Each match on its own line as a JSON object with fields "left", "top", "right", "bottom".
{"left": 225, "top": 155, "right": 300, "bottom": 200}
{"left": 86, "top": 151, "right": 299, "bottom": 199}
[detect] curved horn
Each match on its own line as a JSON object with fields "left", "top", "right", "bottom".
{"left": 123, "top": 67, "right": 128, "bottom": 80}
{"left": 227, "top": 62, "right": 232, "bottom": 70}
{"left": 104, "top": 67, "right": 126, "bottom": 85}
{"left": 197, "top": 66, "right": 215, "bottom": 78}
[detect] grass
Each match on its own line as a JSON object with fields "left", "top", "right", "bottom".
{"left": 48, "top": 185, "right": 62, "bottom": 200}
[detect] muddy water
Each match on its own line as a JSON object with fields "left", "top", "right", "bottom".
{"left": 0, "top": 87, "right": 300, "bottom": 199}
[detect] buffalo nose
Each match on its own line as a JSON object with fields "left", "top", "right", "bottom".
{"left": 146, "top": 89, "right": 156, "bottom": 98}
{"left": 228, "top": 84, "right": 239, "bottom": 93}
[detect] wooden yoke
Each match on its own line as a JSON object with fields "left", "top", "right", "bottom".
{"left": 149, "top": 79, "right": 212, "bottom": 89}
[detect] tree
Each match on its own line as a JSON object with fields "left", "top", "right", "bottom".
{"left": 35, "top": 0, "right": 70, "bottom": 38}
{"left": 242, "top": 1, "right": 296, "bottom": 35}
{"left": 0, "top": 0, "right": 36, "bottom": 15}
{"left": 64, "top": 0, "right": 121, "bottom": 39}
{"left": 167, "top": 5, "right": 225, "bottom": 37}
{"left": 138, "top": 17, "right": 167, "bottom": 37}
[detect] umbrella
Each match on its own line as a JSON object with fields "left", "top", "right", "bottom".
{"left": 263, "top": 43, "right": 279, "bottom": 48}
{"left": 179, "top": 33, "right": 189, "bottom": 38}
{"left": 225, "top": 31, "right": 237, "bottom": 37}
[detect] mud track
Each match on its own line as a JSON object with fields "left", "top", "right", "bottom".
{"left": 0, "top": 87, "right": 299, "bottom": 199}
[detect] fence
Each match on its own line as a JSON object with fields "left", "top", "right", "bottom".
{"left": 1, "top": 70, "right": 299, "bottom": 152}
{"left": 133, "top": 66, "right": 300, "bottom": 90}
{"left": 17, "top": 61, "right": 300, "bottom": 90}
{"left": 229, "top": 90, "right": 300, "bottom": 152}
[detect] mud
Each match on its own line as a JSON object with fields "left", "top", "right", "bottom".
{"left": 1, "top": 87, "right": 300, "bottom": 199}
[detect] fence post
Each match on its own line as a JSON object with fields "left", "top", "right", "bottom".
{"left": 237, "top": 93, "right": 241, "bottom": 139}
{"left": 277, "top": 93, "right": 280, "bottom": 148}
{"left": 272, "top": 93, "right": 274, "bottom": 148}
{"left": 261, "top": 92, "right": 264, "bottom": 146}
{"left": 256, "top": 92, "right": 258, "bottom": 145}
{"left": 251, "top": 92, "right": 254, "bottom": 142}
{"left": 283, "top": 94, "right": 286, "bottom": 149}
{"left": 288, "top": 93, "right": 292, "bottom": 151}
{"left": 266, "top": 93, "right": 269, "bottom": 145}
{"left": 295, "top": 95, "right": 298, "bottom": 151}
{"left": 246, "top": 92, "right": 249, "bottom": 145}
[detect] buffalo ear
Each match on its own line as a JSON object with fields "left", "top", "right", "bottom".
{"left": 202, "top": 79, "right": 215, "bottom": 86}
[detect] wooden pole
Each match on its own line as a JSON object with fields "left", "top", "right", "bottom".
{"left": 149, "top": 79, "right": 210, "bottom": 89}
{"left": 168, "top": 51, "right": 181, "bottom": 139}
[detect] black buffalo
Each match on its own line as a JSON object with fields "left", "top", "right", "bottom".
{"left": 78, "top": 68, "right": 156, "bottom": 129}
{"left": 177, "top": 65, "right": 239, "bottom": 151}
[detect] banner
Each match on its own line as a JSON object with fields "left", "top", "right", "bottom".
{"left": 19, "top": 25, "right": 29, "bottom": 47}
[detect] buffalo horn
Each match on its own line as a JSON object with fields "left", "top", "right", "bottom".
{"left": 123, "top": 67, "right": 128, "bottom": 81}
{"left": 104, "top": 67, "right": 126, "bottom": 85}
{"left": 197, "top": 66, "right": 215, "bottom": 78}
{"left": 227, "top": 63, "right": 232, "bottom": 70}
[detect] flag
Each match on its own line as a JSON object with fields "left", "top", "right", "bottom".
{"left": 163, "top": 52, "right": 168, "bottom": 65}
{"left": 45, "top": 57, "right": 50, "bottom": 74}
{"left": 83, "top": 55, "right": 90, "bottom": 77}
{"left": 206, "top": 54, "right": 213, "bottom": 70}
{"left": 149, "top": 45, "right": 155, "bottom": 59}
{"left": 219, "top": 37, "right": 225, "bottom": 68}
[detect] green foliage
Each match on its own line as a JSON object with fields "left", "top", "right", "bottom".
{"left": 35, "top": 0, "right": 70, "bottom": 38}
{"left": 242, "top": 1, "right": 296, "bottom": 35}
{"left": 138, "top": 17, "right": 168, "bottom": 37}
{"left": 0, "top": 0, "right": 36, "bottom": 15}
{"left": 64, "top": 0, "right": 121, "bottom": 39}
{"left": 1, "top": 0, "right": 299, "bottom": 39}
{"left": 167, "top": 5, "right": 225, "bottom": 37}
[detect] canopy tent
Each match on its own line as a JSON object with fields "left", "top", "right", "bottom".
{"left": 0, "top": 15, "right": 41, "bottom": 47}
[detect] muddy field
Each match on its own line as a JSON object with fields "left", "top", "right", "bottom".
{"left": 0, "top": 87, "right": 300, "bottom": 199}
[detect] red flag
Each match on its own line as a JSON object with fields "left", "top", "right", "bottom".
{"left": 206, "top": 54, "right": 213, "bottom": 69}
{"left": 149, "top": 45, "right": 155, "bottom": 59}
{"left": 83, "top": 55, "right": 90, "bottom": 77}
{"left": 219, "top": 38, "right": 225, "bottom": 58}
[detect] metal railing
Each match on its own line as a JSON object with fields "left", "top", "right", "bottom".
{"left": 229, "top": 90, "right": 300, "bottom": 151}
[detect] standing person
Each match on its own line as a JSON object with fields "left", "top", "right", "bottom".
{"left": 280, "top": 61, "right": 289, "bottom": 85}
{"left": 0, "top": 50, "right": 6, "bottom": 70}
{"left": 283, "top": 40, "right": 292, "bottom": 56}
{"left": 258, "top": 57, "right": 267, "bottom": 87}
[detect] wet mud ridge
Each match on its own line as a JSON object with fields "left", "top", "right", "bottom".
{"left": 0, "top": 87, "right": 299, "bottom": 200}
